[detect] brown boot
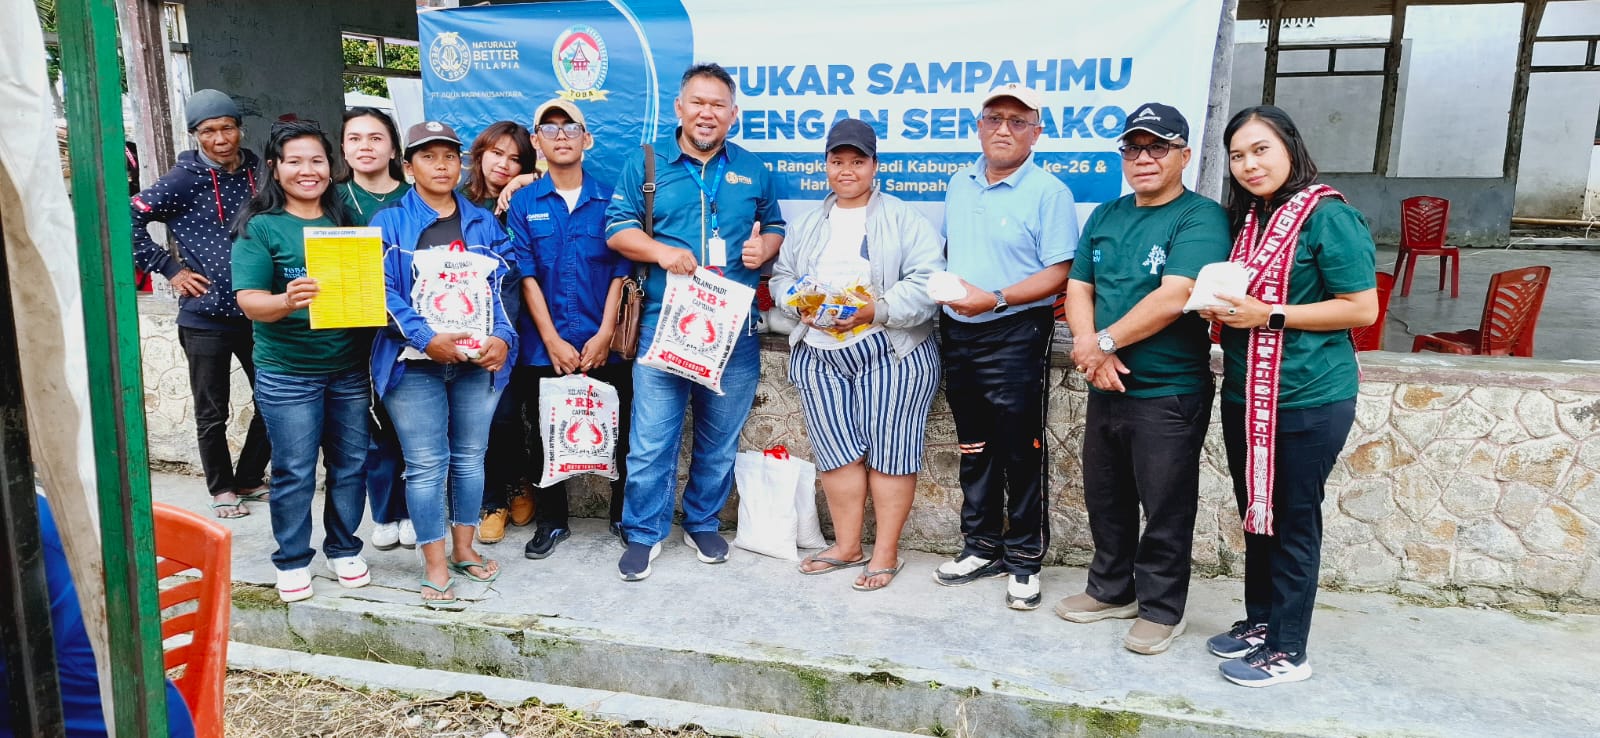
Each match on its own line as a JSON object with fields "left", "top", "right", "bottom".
{"left": 508, "top": 484, "right": 536, "bottom": 527}
{"left": 1053, "top": 592, "right": 1138, "bottom": 623}
{"left": 478, "top": 509, "right": 509, "bottom": 544}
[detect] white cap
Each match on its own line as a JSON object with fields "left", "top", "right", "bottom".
{"left": 980, "top": 83, "right": 1044, "bottom": 112}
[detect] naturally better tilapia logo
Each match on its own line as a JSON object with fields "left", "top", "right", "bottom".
{"left": 553, "top": 25, "right": 610, "bottom": 101}
{"left": 429, "top": 31, "right": 522, "bottom": 82}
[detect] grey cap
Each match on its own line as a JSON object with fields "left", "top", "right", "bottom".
{"left": 185, "top": 89, "right": 241, "bottom": 131}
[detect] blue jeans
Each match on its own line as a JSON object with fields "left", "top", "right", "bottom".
{"left": 253, "top": 368, "right": 370, "bottom": 571}
{"left": 365, "top": 400, "right": 409, "bottom": 524}
{"left": 382, "top": 361, "right": 500, "bottom": 546}
{"left": 622, "top": 324, "right": 761, "bottom": 545}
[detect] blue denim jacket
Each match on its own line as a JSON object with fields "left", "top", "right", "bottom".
{"left": 369, "top": 189, "right": 519, "bottom": 398}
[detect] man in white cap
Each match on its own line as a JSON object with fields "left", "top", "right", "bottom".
{"left": 933, "top": 82, "right": 1078, "bottom": 610}
{"left": 1059, "top": 102, "right": 1230, "bottom": 655}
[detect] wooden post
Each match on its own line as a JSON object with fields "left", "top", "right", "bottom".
{"left": 1505, "top": 0, "right": 1548, "bottom": 182}
{"left": 1200, "top": 0, "right": 1240, "bottom": 200}
{"left": 56, "top": 0, "right": 170, "bottom": 733}
{"left": 117, "top": 0, "right": 178, "bottom": 185}
{"left": 1262, "top": 0, "right": 1284, "bottom": 104}
{"left": 1373, "top": 0, "right": 1407, "bottom": 175}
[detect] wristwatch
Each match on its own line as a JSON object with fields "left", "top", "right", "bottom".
{"left": 1096, "top": 329, "right": 1117, "bottom": 354}
{"left": 1267, "top": 304, "right": 1287, "bottom": 331}
{"left": 991, "top": 290, "right": 1010, "bottom": 314}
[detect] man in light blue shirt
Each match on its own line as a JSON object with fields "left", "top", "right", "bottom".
{"left": 933, "top": 83, "right": 1079, "bottom": 611}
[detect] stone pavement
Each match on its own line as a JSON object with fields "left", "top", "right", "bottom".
{"left": 154, "top": 472, "right": 1600, "bottom": 737}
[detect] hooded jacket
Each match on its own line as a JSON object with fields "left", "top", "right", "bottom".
{"left": 369, "top": 188, "right": 519, "bottom": 398}
{"left": 131, "top": 149, "right": 261, "bottom": 330}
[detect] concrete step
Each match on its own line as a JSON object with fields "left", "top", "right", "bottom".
{"left": 228, "top": 642, "right": 923, "bottom": 737}
{"left": 159, "top": 473, "right": 1600, "bottom": 737}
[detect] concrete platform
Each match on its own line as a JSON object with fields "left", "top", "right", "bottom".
{"left": 1376, "top": 246, "right": 1600, "bottom": 361}
{"left": 157, "top": 472, "right": 1600, "bottom": 737}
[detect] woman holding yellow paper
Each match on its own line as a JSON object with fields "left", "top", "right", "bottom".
{"left": 231, "top": 120, "right": 371, "bottom": 603}
{"left": 770, "top": 119, "right": 944, "bottom": 592}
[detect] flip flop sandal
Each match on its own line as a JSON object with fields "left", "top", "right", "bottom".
{"left": 798, "top": 554, "right": 869, "bottom": 575}
{"left": 447, "top": 557, "right": 500, "bottom": 584}
{"left": 852, "top": 559, "right": 905, "bottom": 592}
{"left": 419, "top": 577, "right": 459, "bottom": 608}
{"left": 209, "top": 499, "right": 249, "bottom": 518}
{"left": 236, "top": 487, "right": 271, "bottom": 503}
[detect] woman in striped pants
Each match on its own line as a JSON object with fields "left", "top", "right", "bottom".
{"left": 769, "top": 119, "right": 945, "bottom": 592}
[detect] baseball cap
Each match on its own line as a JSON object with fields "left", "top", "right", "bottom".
{"left": 404, "top": 120, "right": 462, "bottom": 157}
{"left": 531, "top": 98, "right": 594, "bottom": 150}
{"left": 824, "top": 118, "right": 877, "bottom": 158}
{"left": 980, "top": 83, "right": 1045, "bottom": 112}
{"left": 1122, "top": 103, "right": 1189, "bottom": 142}
{"left": 533, "top": 98, "right": 587, "bottom": 128}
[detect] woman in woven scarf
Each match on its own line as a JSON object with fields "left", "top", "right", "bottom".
{"left": 1197, "top": 105, "right": 1377, "bottom": 687}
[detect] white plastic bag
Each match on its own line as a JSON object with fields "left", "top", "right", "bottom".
{"left": 639, "top": 268, "right": 755, "bottom": 394}
{"left": 403, "top": 241, "right": 499, "bottom": 359}
{"left": 1182, "top": 261, "right": 1250, "bottom": 313}
{"left": 537, "top": 374, "right": 621, "bottom": 487}
{"left": 732, "top": 446, "right": 827, "bottom": 560}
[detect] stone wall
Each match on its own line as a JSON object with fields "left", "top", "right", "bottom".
{"left": 139, "top": 296, "right": 1600, "bottom": 608}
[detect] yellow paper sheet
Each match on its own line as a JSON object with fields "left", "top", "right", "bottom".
{"left": 303, "top": 227, "right": 388, "bottom": 329}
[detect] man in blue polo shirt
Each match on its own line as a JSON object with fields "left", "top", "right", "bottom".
{"left": 507, "top": 97, "right": 634, "bottom": 560}
{"left": 605, "top": 62, "right": 785, "bottom": 581}
{"left": 934, "top": 82, "right": 1079, "bottom": 611}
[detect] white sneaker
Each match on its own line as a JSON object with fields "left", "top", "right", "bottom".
{"left": 275, "top": 567, "right": 314, "bottom": 602}
{"left": 1006, "top": 574, "right": 1042, "bottom": 610}
{"left": 371, "top": 522, "right": 401, "bottom": 550}
{"left": 325, "top": 556, "right": 372, "bottom": 589}
{"left": 398, "top": 519, "right": 417, "bottom": 549}
{"left": 933, "top": 555, "right": 1005, "bottom": 586}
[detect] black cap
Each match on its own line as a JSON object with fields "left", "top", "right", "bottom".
{"left": 1122, "top": 103, "right": 1189, "bottom": 142}
{"left": 824, "top": 118, "right": 877, "bottom": 158}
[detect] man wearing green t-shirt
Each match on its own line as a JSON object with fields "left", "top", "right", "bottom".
{"left": 1058, "top": 103, "right": 1231, "bottom": 655}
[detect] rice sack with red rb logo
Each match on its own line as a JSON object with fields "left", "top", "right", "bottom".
{"left": 407, "top": 240, "right": 497, "bottom": 358}
{"left": 639, "top": 268, "right": 756, "bottom": 395}
{"left": 537, "top": 374, "right": 621, "bottom": 487}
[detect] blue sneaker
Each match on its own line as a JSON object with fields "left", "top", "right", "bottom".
{"left": 1219, "top": 646, "right": 1312, "bottom": 687}
{"left": 683, "top": 530, "right": 729, "bottom": 563}
{"left": 618, "top": 541, "right": 661, "bottom": 582}
{"left": 1207, "top": 620, "right": 1268, "bottom": 658}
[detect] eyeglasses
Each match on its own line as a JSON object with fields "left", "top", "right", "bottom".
{"left": 977, "top": 115, "right": 1039, "bottom": 134}
{"left": 196, "top": 124, "right": 240, "bottom": 140}
{"left": 536, "top": 122, "right": 585, "bottom": 139}
{"left": 1118, "top": 142, "right": 1183, "bottom": 161}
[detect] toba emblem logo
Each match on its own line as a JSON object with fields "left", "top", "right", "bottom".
{"left": 553, "top": 25, "right": 609, "bottom": 101}
{"left": 429, "top": 32, "right": 472, "bottom": 82}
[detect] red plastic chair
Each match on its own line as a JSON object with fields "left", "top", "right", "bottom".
{"left": 1411, "top": 266, "right": 1550, "bottom": 357}
{"left": 1351, "top": 272, "right": 1396, "bottom": 351}
{"left": 1393, "top": 195, "right": 1459, "bottom": 298}
{"left": 154, "top": 502, "right": 233, "bottom": 738}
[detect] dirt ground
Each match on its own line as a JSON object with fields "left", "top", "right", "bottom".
{"left": 223, "top": 669, "right": 721, "bottom": 738}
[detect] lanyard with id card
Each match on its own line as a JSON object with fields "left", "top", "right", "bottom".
{"left": 683, "top": 154, "right": 728, "bottom": 268}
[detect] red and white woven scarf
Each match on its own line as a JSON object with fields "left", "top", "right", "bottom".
{"left": 1225, "top": 184, "right": 1343, "bottom": 536}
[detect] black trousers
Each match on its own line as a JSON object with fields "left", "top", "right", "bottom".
{"left": 509, "top": 362, "right": 631, "bottom": 526}
{"left": 1082, "top": 389, "right": 1213, "bottom": 625}
{"left": 178, "top": 326, "right": 270, "bottom": 496}
{"left": 939, "top": 307, "right": 1053, "bottom": 575}
{"left": 1222, "top": 398, "right": 1356, "bottom": 656}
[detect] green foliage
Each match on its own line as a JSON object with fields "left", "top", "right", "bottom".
{"left": 342, "top": 37, "right": 420, "bottom": 98}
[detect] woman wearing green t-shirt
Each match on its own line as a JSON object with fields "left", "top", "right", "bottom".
{"left": 231, "top": 120, "right": 371, "bottom": 603}
{"left": 336, "top": 107, "right": 415, "bottom": 553}
{"left": 1199, "top": 105, "right": 1378, "bottom": 688}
